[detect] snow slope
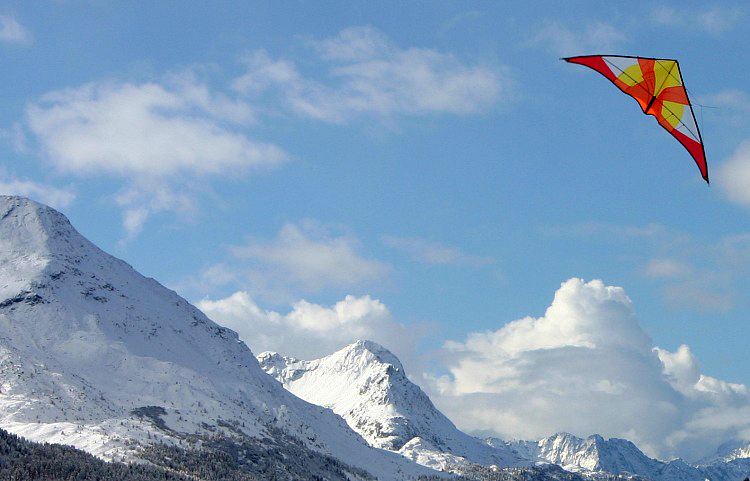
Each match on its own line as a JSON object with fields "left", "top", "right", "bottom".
{"left": 258, "top": 339, "right": 750, "bottom": 481}
{"left": 0, "top": 195, "right": 433, "bottom": 480}
{"left": 506, "top": 433, "right": 664, "bottom": 475}
{"left": 701, "top": 440, "right": 750, "bottom": 464}
{"left": 258, "top": 340, "right": 528, "bottom": 472}
{"left": 497, "top": 432, "right": 750, "bottom": 481}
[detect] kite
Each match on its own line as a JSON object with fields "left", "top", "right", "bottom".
{"left": 563, "top": 55, "right": 708, "bottom": 183}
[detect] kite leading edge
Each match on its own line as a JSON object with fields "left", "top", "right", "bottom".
{"left": 563, "top": 55, "right": 708, "bottom": 183}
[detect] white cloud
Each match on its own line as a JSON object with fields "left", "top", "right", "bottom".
{"left": 233, "top": 26, "right": 505, "bottom": 123}
{"left": 425, "top": 278, "right": 750, "bottom": 462}
{"left": 533, "top": 20, "right": 625, "bottom": 56}
{"left": 655, "top": 344, "right": 701, "bottom": 395}
{"left": 0, "top": 123, "right": 29, "bottom": 153}
{"left": 25, "top": 75, "right": 286, "bottom": 237}
{"left": 644, "top": 258, "right": 691, "bottom": 278}
{"left": 652, "top": 6, "right": 745, "bottom": 34}
{"left": 0, "top": 15, "right": 31, "bottom": 45}
{"left": 661, "top": 277, "right": 734, "bottom": 312}
{"left": 546, "top": 222, "right": 675, "bottom": 241}
{"left": 547, "top": 222, "right": 744, "bottom": 313}
{"left": 715, "top": 141, "right": 750, "bottom": 206}
{"left": 202, "top": 220, "right": 390, "bottom": 300}
{"left": 198, "top": 292, "right": 419, "bottom": 361}
{"left": 383, "top": 235, "right": 493, "bottom": 266}
{"left": 0, "top": 173, "right": 75, "bottom": 209}
{"left": 26, "top": 80, "right": 276, "bottom": 178}
{"left": 699, "top": 89, "right": 750, "bottom": 127}
{"left": 313, "top": 25, "right": 394, "bottom": 62}
{"left": 705, "top": 89, "right": 750, "bottom": 111}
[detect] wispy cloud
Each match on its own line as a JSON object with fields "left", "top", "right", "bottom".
{"left": 694, "top": 89, "right": 750, "bottom": 128}
{"left": 25, "top": 72, "right": 285, "bottom": 238}
{"left": 0, "top": 123, "right": 28, "bottom": 153}
{"left": 545, "top": 221, "right": 743, "bottom": 312}
{"left": 643, "top": 258, "right": 691, "bottom": 278}
{"left": 383, "top": 235, "right": 494, "bottom": 266}
{"left": 532, "top": 20, "right": 625, "bottom": 56}
{"left": 0, "top": 15, "right": 32, "bottom": 45}
{"left": 424, "top": 278, "right": 750, "bottom": 462}
{"left": 661, "top": 276, "right": 734, "bottom": 312}
{"left": 651, "top": 5, "right": 746, "bottom": 34}
{"left": 0, "top": 171, "right": 75, "bottom": 209}
{"left": 545, "top": 222, "right": 677, "bottom": 241}
{"left": 233, "top": 26, "right": 506, "bottom": 123}
{"left": 190, "top": 220, "right": 390, "bottom": 302}
{"left": 21, "top": 27, "right": 507, "bottom": 239}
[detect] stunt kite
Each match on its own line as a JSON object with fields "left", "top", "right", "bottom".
{"left": 564, "top": 55, "right": 708, "bottom": 183}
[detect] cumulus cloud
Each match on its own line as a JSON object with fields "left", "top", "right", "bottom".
{"left": 0, "top": 15, "right": 32, "bottom": 45}
{"left": 655, "top": 344, "right": 701, "bottom": 395}
{"left": 532, "top": 20, "right": 625, "bottom": 56}
{"left": 0, "top": 172, "right": 75, "bottom": 209}
{"left": 424, "top": 278, "right": 750, "bottom": 461}
{"left": 198, "top": 292, "right": 419, "bottom": 361}
{"left": 25, "top": 74, "right": 285, "bottom": 238}
{"left": 383, "top": 235, "right": 494, "bottom": 266}
{"left": 233, "top": 26, "right": 505, "bottom": 123}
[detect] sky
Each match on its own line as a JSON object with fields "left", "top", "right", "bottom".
{"left": 2, "top": 0, "right": 750, "bottom": 462}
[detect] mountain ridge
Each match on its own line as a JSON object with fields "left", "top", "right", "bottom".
{"left": 3, "top": 195, "right": 750, "bottom": 481}
{"left": 0, "top": 195, "right": 433, "bottom": 480}
{"left": 261, "top": 340, "right": 750, "bottom": 481}
{"left": 259, "top": 340, "right": 527, "bottom": 471}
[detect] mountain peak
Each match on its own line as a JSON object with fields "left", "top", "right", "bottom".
{"left": 336, "top": 340, "right": 405, "bottom": 372}
{"left": 0, "top": 195, "right": 81, "bottom": 257}
{"left": 258, "top": 340, "right": 526, "bottom": 469}
{"left": 0, "top": 195, "right": 94, "bottom": 303}
{"left": 0, "top": 196, "right": 433, "bottom": 480}
{"left": 536, "top": 432, "right": 664, "bottom": 475}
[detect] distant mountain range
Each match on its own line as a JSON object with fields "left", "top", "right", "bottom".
{"left": 258, "top": 340, "right": 527, "bottom": 472}
{"left": 261, "top": 341, "right": 750, "bottom": 481}
{"left": 1, "top": 195, "right": 749, "bottom": 481}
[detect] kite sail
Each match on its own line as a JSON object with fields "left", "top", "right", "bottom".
{"left": 563, "top": 55, "right": 708, "bottom": 183}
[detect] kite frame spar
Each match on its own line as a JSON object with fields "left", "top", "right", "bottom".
{"left": 563, "top": 54, "right": 708, "bottom": 184}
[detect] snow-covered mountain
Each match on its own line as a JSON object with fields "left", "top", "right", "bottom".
{"left": 260, "top": 340, "right": 750, "bottom": 481}
{"left": 5, "top": 195, "right": 750, "bottom": 481}
{"left": 0, "top": 195, "right": 434, "bottom": 480}
{"left": 701, "top": 439, "right": 750, "bottom": 464}
{"left": 258, "top": 340, "right": 528, "bottom": 472}
{"left": 495, "top": 432, "right": 750, "bottom": 481}
{"left": 501, "top": 433, "right": 664, "bottom": 476}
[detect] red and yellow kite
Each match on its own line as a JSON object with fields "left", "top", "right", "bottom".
{"left": 564, "top": 55, "right": 708, "bottom": 183}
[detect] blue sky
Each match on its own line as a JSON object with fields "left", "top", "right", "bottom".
{"left": 3, "top": 0, "right": 750, "bottom": 460}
